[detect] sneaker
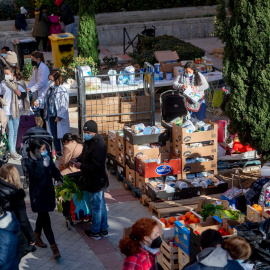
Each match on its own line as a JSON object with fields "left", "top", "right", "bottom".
{"left": 10, "top": 152, "right": 21, "bottom": 160}
{"left": 84, "top": 230, "right": 101, "bottom": 240}
{"left": 100, "top": 230, "right": 109, "bottom": 238}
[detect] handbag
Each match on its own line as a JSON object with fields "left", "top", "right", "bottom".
{"left": 186, "top": 98, "right": 203, "bottom": 112}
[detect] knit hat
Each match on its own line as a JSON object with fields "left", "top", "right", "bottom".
{"left": 20, "top": 7, "right": 27, "bottom": 14}
{"left": 5, "top": 51, "right": 17, "bottom": 65}
{"left": 83, "top": 120, "right": 98, "bottom": 133}
{"left": 55, "top": 0, "right": 63, "bottom": 6}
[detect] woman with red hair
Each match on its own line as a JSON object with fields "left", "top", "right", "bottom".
{"left": 119, "top": 218, "right": 161, "bottom": 270}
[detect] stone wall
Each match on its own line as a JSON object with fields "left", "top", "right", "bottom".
{"left": 0, "top": 6, "right": 216, "bottom": 48}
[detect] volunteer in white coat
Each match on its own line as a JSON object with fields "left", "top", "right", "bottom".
{"left": 27, "top": 51, "right": 49, "bottom": 127}
{"left": 43, "top": 71, "right": 70, "bottom": 157}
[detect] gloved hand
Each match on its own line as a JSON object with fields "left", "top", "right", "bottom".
{"left": 0, "top": 98, "right": 7, "bottom": 106}
{"left": 34, "top": 148, "right": 42, "bottom": 159}
{"left": 5, "top": 81, "right": 17, "bottom": 91}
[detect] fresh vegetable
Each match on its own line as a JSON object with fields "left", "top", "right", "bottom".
{"left": 55, "top": 175, "right": 84, "bottom": 213}
{"left": 218, "top": 228, "right": 229, "bottom": 236}
{"left": 201, "top": 204, "right": 224, "bottom": 221}
{"left": 160, "top": 218, "right": 167, "bottom": 225}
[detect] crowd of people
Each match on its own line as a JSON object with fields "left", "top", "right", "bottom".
{"left": 15, "top": 0, "right": 75, "bottom": 52}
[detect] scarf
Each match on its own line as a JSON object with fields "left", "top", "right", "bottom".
{"left": 9, "top": 78, "right": 20, "bottom": 119}
{"left": 17, "top": 80, "right": 31, "bottom": 115}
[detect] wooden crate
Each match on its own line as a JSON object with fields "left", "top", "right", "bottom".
{"left": 140, "top": 194, "right": 152, "bottom": 206}
{"left": 160, "top": 251, "right": 179, "bottom": 270}
{"left": 160, "top": 240, "right": 178, "bottom": 260}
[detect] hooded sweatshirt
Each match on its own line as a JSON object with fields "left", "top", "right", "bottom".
{"left": 0, "top": 211, "right": 20, "bottom": 270}
{"left": 185, "top": 247, "right": 243, "bottom": 270}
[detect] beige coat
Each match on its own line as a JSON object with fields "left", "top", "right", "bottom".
{"left": 60, "top": 141, "right": 83, "bottom": 176}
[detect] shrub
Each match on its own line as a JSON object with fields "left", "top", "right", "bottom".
{"left": 59, "top": 56, "right": 98, "bottom": 81}
{"left": 21, "top": 60, "right": 33, "bottom": 81}
{"left": 129, "top": 35, "right": 205, "bottom": 67}
{"left": 0, "top": 1, "right": 14, "bottom": 20}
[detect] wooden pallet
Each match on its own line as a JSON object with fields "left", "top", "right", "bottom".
{"left": 149, "top": 193, "right": 223, "bottom": 218}
{"left": 140, "top": 194, "right": 152, "bottom": 206}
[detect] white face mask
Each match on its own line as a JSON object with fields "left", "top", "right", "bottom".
{"left": 49, "top": 81, "right": 55, "bottom": 87}
{"left": 5, "top": 74, "right": 12, "bottom": 81}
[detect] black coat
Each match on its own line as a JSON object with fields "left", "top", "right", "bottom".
{"left": 0, "top": 178, "right": 35, "bottom": 260}
{"left": 24, "top": 155, "right": 63, "bottom": 213}
{"left": 60, "top": 3, "right": 74, "bottom": 26}
{"left": 15, "top": 14, "right": 27, "bottom": 30}
{"left": 77, "top": 134, "right": 109, "bottom": 193}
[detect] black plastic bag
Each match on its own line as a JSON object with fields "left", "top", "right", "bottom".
{"left": 235, "top": 218, "right": 270, "bottom": 268}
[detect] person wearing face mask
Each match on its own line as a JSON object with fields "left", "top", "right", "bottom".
{"left": 24, "top": 139, "right": 63, "bottom": 259}
{"left": 27, "top": 51, "right": 50, "bottom": 128}
{"left": 71, "top": 120, "right": 109, "bottom": 240}
{"left": 43, "top": 71, "right": 70, "bottom": 157}
{"left": 119, "top": 218, "right": 162, "bottom": 270}
{"left": 173, "top": 61, "right": 209, "bottom": 120}
{"left": 0, "top": 66, "right": 28, "bottom": 160}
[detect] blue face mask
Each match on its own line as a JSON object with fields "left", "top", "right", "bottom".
{"left": 236, "top": 260, "right": 244, "bottom": 264}
{"left": 1, "top": 54, "right": 6, "bottom": 58}
{"left": 41, "top": 149, "right": 48, "bottom": 156}
{"left": 185, "top": 73, "right": 193, "bottom": 77}
{"left": 85, "top": 134, "right": 93, "bottom": 141}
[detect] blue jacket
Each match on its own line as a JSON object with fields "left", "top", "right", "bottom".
{"left": 0, "top": 211, "right": 20, "bottom": 270}
{"left": 185, "top": 247, "right": 243, "bottom": 270}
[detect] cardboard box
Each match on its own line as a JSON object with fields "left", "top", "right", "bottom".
{"left": 173, "top": 142, "right": 218, "bottom": 158}
{"left": 126, "top": 141, "right": 170, "bottom": 159}
{"left": 154, "top": 50, "right": 181, "bottom": 77}
{"left": 196, "top": 198, "right": 230, "bottom": 214}
{"left": 174, "top": 221, "right": 191, "bottom": 255}
{"left": 106, "top": 153, "right": 117, "bottom": 171}
{"left": 116, "top": 148, "right": 125, "bottom": 166}
{"left": 182, "top": 160, "right": 218, "bottom": 175}
{"left": 173, "top": 66, "right": 185, "bottom": 78}
{"left": 262, "top": 206, "right": 270, "bottom": 220}
{"left": 135, "top": 91, "right": 151, "bottom": 120}
{"left": 136, "top": 173, "right": 149, "bottom": 193}
{"left": 116, "top": 132, "right": 125, "bottom": 151}
{"left": 136, "top": 153, "right": 181, "bottom": 178}
{"left": 107, "top": 139, "right": 116, "bottom": 157}
{"left": 123, "top": 127, "right": 170, "bottom": 145}
{"left": 117, "top": 163, "right": 126, "bottom": 178}
{"left": 172, "top": 120, "right": 218, "bottom": 144}
{"left": 107, "top": 121, "right": 125, "bottom": 132}
{"left": 126, "top": 154, "right": 136, "bottom": 170}
{"left": 178, "top": 247, "right": 190, "bottom": 269}
{"left": 120, "top": 93, "right": 136, "bottom": 122}
{"left": 126, "top": 165, "right": 137, "bottom": 186}
{"left": 86, "top": 96, "right": 107, "bottom": 122}
{"left": 105, "top": 95, "right": 120, "bottom": 122}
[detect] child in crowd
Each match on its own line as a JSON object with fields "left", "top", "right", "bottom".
{"left": 0, "top": 197, "right": 20, "bottom": 270}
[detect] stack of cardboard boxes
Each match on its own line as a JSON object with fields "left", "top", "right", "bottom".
{"left": 86, "top": 91, "right": 151, "bottom": 140}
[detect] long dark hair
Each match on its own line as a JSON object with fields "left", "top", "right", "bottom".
{"left": 62, "top": 133, "right": 83, "bottom": 144}
{"left": 31, "top": 51, "right": 45, "bottom": 63}
{"left": 26, "top": 139, "right": 45, "bottom": 153}
{"left": 39, "top": 5, "right": 46, "bottom": 21}
{"left": 4, "top": 66, "right": 23, "bottom": 81}
{"left": 184, "top": 61, "right": 202, "bottom": 86}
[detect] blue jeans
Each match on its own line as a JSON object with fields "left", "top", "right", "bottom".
{"left": 49, "top": 117, "right": 62, "bottom": 155}
{"left": 190, "top": 99, "right": 206, "bottom": 121}
{"left": 7, "top": 115, "right": 20, "bottom": 153}
{"left": 88, "top": 191, "right": 108, "bottom": 234}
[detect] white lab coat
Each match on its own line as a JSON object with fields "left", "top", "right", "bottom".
{"left": 28, "top": 61, "right": 50, "bottom": 109}
{"left": 45, "top": 85, "right": 70, "bottom": 139}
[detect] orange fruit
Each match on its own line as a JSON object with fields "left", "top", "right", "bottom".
{"left": 189, "top": 214, "right": 195, "bottom": 222}
{"left": 168, "top": 217, "right": 176, "bottom": 224}
{"left": 193, "top": 218, "right": 200, "bottom": 223}
{"left": 185, "top": 211, "right": 192, "bottom": 219}
{"left": 179, "top": 215, "right": 186, "bottom": 221}
{"left": 160, "top": 218, "right": 167, "bottom": 225}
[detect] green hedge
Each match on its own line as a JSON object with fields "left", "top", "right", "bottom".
{"left": 1, "top": 0, "right": 217, "bottom": 20}
{"left": 129, "top": 35, "right": 205, "bottom": 67}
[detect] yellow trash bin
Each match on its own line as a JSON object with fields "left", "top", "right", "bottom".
{"left": 48, "top": 33, "right": 75, "bottom": 68}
